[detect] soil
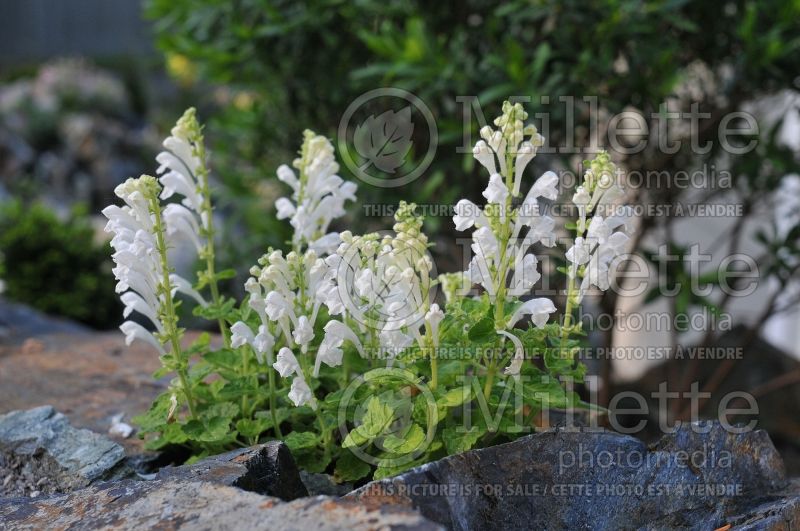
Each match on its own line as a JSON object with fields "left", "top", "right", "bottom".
{"left": 0, "top": 450, "right": 60, "bottom": 498}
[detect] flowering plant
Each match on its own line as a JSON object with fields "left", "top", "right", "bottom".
{"left": 108, "top": 102, "right": 632, "bottom": 480}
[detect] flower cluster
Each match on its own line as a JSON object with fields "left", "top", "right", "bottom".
{"left": 566, "top": 152, "right": 634, "bottom": 301}
{"left": 234, "top": 248, "right": 333, "bottom": 407}
{"left": 275, "top": 130, "right": 357, "bottom": 254}
{"left": 113, "top": 103, "right": 637, "bottom": 482}
{"left": 453, "top": 101, "right": 557, "bottom": 377}
{"left": 320, "top": 201, "right": 436, "bottom": 368}
{"left": 103, "top": 176, "right": 203, "bottom": 353}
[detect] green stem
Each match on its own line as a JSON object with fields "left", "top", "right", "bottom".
{"left": 483, "top": 365, "right": 497, "bottom": 400}
{"left": 196, "top": 141, "right": 230, "bottom": 347}
{"left": 151, "top": 194, "right": 197, "bottom": 419}
{"left": 241, "top": 346, "right": 251, "bottom": 419}
{"left": 559, "top": 275, "right": 577, "bottom": 354}
{"left": 315, "top": 408, "right": 332, "bottom": 462}
{"left": 268, "top": 364, "right": 283, "bottom": 438}
{"left": 430, "top": 339, "right": 438, "bottom": 391}
{"left": 485, "top": 150, "right": 514, "bottom": 400}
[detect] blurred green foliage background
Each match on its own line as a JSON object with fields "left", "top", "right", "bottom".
{"left": 145, "top": 0, "right": 800, "bottom": 273}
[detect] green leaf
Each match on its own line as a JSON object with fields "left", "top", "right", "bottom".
{"left": 523, "top": 379, "right": 570, "bottom": 409}
{"left": 436, "top": 386, "right": 473, "bottom": 408}
{"left": 359, "top": 396, "right": 395, "bottom": 438}
{"left": 284, "top": 431, "right": 319, "bottom": 451}
{"left": 204, "top": 349, "right": 241, "bottom": 370}
{"left": 202, "top": 401, "right": 240, "bottom": 422}
{"left": 381, "top": 423, "right": 425, "bottom": 454}
{"left": 342, "top": 426, "right": 370, "bottom": 449}
{"left": 295, "top": 451, "right": 331, "bottom": 474}
{"left": 334, "top": 451, "right": 372, "bottom": 483}
{"left": 468, "top": 316, "right": 495, "bottom": 343}
{"left": 215, "top": 269, "right": 236, "bottom": 280}
{"left": 132, "top": 393, "right": 172, "bottom": 433}
{"left": 235, "top": 418, "right": 270, "bottom": 439}
{"left": 442, "top": 425, "right": 484, "bottom": 455}
{"left": 182, "top": 416, "right": 234, "bottom": 443}
{"left": 143, "top": 422, "right": 189, "bottom": 450}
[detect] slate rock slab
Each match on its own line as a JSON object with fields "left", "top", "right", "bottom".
{"left": 0, "top": 479, "right": 442, "bottom": 530}
{"left": 157, "top": 442, "right": 309, "bottom": 501}
{"left": 0, "top": 406, "right": 125, "bottom": 494}
{"left": 0, "top": 330, "right": 204, "bottom": 454}
{"left": 350, "top": 421, "right": 800, "bottom": 530}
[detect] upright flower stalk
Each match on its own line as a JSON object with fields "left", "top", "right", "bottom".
{"left": 454, "top": 101, "right": 556, "bottom": 397}
{"left": 564, "top": 152, "right": 633, "bottom": 353}
{"left": 157, "top": 108, "right": 229, "bottom": 345}
{"left": 104, "top": 175, "right": 198, "bottom": 418}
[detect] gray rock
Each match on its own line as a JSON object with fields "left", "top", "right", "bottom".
{"left": 0, "top": 479, "right": 442, "bottom": 530}
{"left": 157, "top": 442, "right": 309, "bottom": 501}
{"left": 300, "top": 471, "right": 354, "bottom": 497}
{"left": 0, "top": 406, "right": 125, "bottom": 493}
{"left": 350, "top": 421, "right": 800, "bottom": 530}
{"left": 0, "top": 298, "right": 89, "bottom": 344}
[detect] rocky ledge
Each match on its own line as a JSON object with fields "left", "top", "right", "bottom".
{"left": 351, "top": 422, "right": 800, "bottom": 530}
{"left": 1, "top": 406, "right": 799, "bottom": 530}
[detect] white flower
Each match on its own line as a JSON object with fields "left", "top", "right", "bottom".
{"left": 425, "top": 303, "right": 444, "bottom": 347}
{"left": 252, "top": 325, "right": 275, "bottom": 364}
{"left": 292, "top": 315, "right": 315, "bottom": 348}
{"left": 472, "top": 226, "right": 500, "bottom": 262}
{"left": 288, "top": 376, "right": 314, "bottom": 408}
{"left": 452, "top": 199, "right": 488, "bottom": 231}
{"left": 274, "top": 132, "right": 357, "bottom": 253}
{"left": 163, "top": 203, "right": 202, "bottom": 253}
{"left": 314, "top": 338, "right": 344, "bottom": 376}
{"left": 587, "top": 216, "right": 612, "bottom": 245}
{"left": 507, "top": 254, "right": 541, "bottom": 297}
{"left": 498, "top": 330, "right": 525, "bottom": 379}
{"left": 273, "top": 347, "right": 300, "bottom": 377}
{"left": 323, "top": 320, "right": 365, "bottom": 357}
{"left": 275, "top": 197, "right": 296, "bottom": 220}
{"left": 155, "top": 110, "right": 206, "bottom": 228}
{"left": 573, "top": 186, "right": 590, "bottom": 207}
{"left": 120, "top": 321, "right": 164, "bottom": 356}
{"left": 512, "top": 141, "right": 536, "bottom": 196}
{"left": 169, "top": 274, "right": 207, "bottom": 307}
{"left": 473, "top": 140, "right": 497, "bottom": 175}
{"left": 482, "top": 174, "right": 509, "bottom": 206}
{"left": 577, "top": 231, "right": 630, "bottom": 298}
{"left": 265, "top": 291, "right": 294, "bottom": 321}
{"left": 120, "top": 292, "right": 160, "bottom": 331}
{"left": 566, "top": 237, "right": 592, "bottom": 266}
{"left": 508, "top": 298, "right": 557, "bottom": 328}
{"left": 230, "top": 321, "right": 255, "bottom": 348}
{"left": 105, "top": 176, "right": 194, "bottom": 356}
{"left": 309, "top": 232, "right": 341, "bottom": 255}
{"left": 466, "top": 254, "right": 495, "bottom": 297}
{"left": 528, "top": 171, "right": 559, "bottom": 201}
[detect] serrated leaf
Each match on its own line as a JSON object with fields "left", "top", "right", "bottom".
{"left": 284, "top": 431, "right": 319, "bottom": 451}
{"left": 359, "top": 396, "right": 395, "bottom": 438}
{"left": 442, "top": 425, "right": 484, "bottom": 455}
{"left": 468, "top": 316, "right": 495, "bottom": 343}
{"left": 202, "top": 401, "right": 240, "bottom": 422}
{"left": 380, "top": 423, "right": 425, "bottom": 454}
{"left": 182, "top": 416, "right": 233, "bottom": 443}
{"left": 436, "top": 386, "right": 473, "bottom": 408}
{"left": 334, "top": 451, "right": 372, "bottom": 482}
{"left": 235, "top": 418, "right": 270, "bottom": 439}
